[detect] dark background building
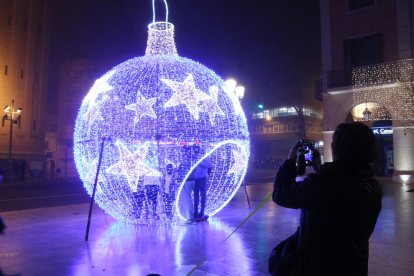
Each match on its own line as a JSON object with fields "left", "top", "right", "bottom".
{"left": 0, "top": 0, "right": 50, "bottom": 180}
{"left": 249, "top": 105, "right": 323, "bottom": 168}
{"left": 319, "top": 0, "right": 414, "bottom": 180}
{"left": 2, "top": 0, "right": 324, "bottom": 181}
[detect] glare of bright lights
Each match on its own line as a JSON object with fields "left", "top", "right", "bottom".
{"left": 235, "top": 86, "right": 245, "bottom": 100}
{"left": 73, "top": 21, "right": 250, "bottom": 225}
{"left": 224, "top": 79, "right": 237, "bottom": 93}
{"left": 400, "top": 175, "right": 410, "bottom": 184}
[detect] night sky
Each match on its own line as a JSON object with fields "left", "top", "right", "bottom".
{"left": 49, "top": 0, "right": 321, "bottom": 112}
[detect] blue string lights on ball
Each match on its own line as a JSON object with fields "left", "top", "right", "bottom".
{"left": 73, "top": 5, "right": 250, "bottom": 224}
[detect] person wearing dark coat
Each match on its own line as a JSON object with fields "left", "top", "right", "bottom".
{"left": 269, "top": 122, "right": 383, "bottom": 276}
{"left": 193, "top": 154, "right": 212, "bottom": 221}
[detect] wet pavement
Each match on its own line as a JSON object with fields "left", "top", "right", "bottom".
{"left": 0, "top": 176, "right": 413, "bottom": 275}
{"left": 0, "top": 178, "right": 89, "bottom": 212}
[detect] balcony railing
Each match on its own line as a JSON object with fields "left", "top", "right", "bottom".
{"left": 327, "top": 69, "right": 353, "bottom": 88}
{"left": 324, "top": 59, "right": 414, "bottom": 91}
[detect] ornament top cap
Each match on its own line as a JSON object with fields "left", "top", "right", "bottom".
{"left": 145, "top": 21, "right": 178, "bottom": 56}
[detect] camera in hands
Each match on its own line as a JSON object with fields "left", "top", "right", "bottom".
{"left": 298, "top": 140, "right": 314, "bottom": 165}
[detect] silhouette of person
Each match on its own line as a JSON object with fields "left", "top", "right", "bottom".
{"left": 193, "top": 147, "right": 212, "bottom": 221}
{"left": 163, "top": 164, "right": 176, "bottom": 219}
{"left": 0, "top": 216, "right": 5, "bottom": 235}
{"left": 269, "top": 122, "right": 383, "bottom": 275}
{"left": 179, "top": 146, "right": 197, "bottom": 225}
{"left": 20, "top": 160, "right": 26, "bottom": 180}
{"left": 142, "top": 174, "right": 160, "bottom": 219}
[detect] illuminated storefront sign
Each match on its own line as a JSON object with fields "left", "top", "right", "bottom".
{"left": 371, "top": 127, "right": 393, "bottom": 135}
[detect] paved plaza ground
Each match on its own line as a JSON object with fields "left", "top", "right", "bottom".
{"left": 0, "top": 176, "right": 413, "bottom": 275}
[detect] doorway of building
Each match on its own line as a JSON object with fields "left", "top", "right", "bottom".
{"left": 371, "top": 120, "right": 393, "bottom": 176}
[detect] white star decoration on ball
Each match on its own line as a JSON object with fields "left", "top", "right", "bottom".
{"left": 83, "top": 95, "right": 109, "bottom": 127}
{"left": 163, "top": 73, "right": 211, "bottom": 120}
{"left": 84, "top": 70, "right": 115, "bottom": 108}
{"left": 125, "top": 91, "right": 157, "bottom": 123}
{"left": 83, "top": 70, "right": 114, "bottom": 127}
{"left": 106, "top": 141, "right": 161, "bottom": 192}
{"left": 202, "top": 86, "right": 225, "bottom": 125}
{"left": 228, "top": 150, "right": 246, "bottom": 175}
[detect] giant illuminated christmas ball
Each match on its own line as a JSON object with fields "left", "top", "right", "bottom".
{"left": 74, "top": 21, "right": 250, "bottom": 224}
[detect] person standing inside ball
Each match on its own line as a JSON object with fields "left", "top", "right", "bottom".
{"left": 193, "top": 146, "right": 212, "bottom": 221}
{"left": 179, "top": 146, "right": 197, "bottom": 225}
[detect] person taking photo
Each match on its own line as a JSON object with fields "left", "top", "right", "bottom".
{"left": 269, "top": 122, "right": 383, "bottom": 276}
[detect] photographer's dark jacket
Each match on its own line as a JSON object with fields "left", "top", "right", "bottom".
{"left": 271, "top": 160, "right": 382, "bottom": 276}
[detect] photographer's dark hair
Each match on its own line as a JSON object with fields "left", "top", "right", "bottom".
{"left": 331, "top": 122, "right": 377, "bottom": 165}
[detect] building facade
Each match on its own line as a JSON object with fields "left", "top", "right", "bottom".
{"left": 46, "top": 57, "right": 121, "bottom": 178}
{"left": 0, "top": 0, "right": 50, "bottom": 180}
{"left": 249, "top": 105, "right": 323, "bottom": 168}
{"left": 319, "top": 0, "right": 414, "bottom": 181}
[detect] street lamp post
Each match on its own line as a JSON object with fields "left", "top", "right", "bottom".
{"left": 235, "top": 86, "right": 245, "bottom": 101}
{"left": 2, "top": 99, "right": 22, "bottom": 162}
{"left": 224, "top": 78, "right": 245, "bottom": 101}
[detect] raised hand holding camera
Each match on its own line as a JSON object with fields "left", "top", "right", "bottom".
{"left": 287, "top": 141, "right": 301, "bottom": 161}
{"left": 289, "top": 140, "right": 316, "bottom": 176}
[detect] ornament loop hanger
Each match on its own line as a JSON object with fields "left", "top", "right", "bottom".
{"left": 152, "top": 0, "right": 169, "bottom": 22}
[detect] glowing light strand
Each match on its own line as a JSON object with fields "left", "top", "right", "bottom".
{"left": 353, "top": 59, "right": 414, "bottom": 121}
{"left": 152, "top": 0, "right": 169, "bottom": 23}
{"left": 73, "top": 17, "right": 250, "bottom": 225}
